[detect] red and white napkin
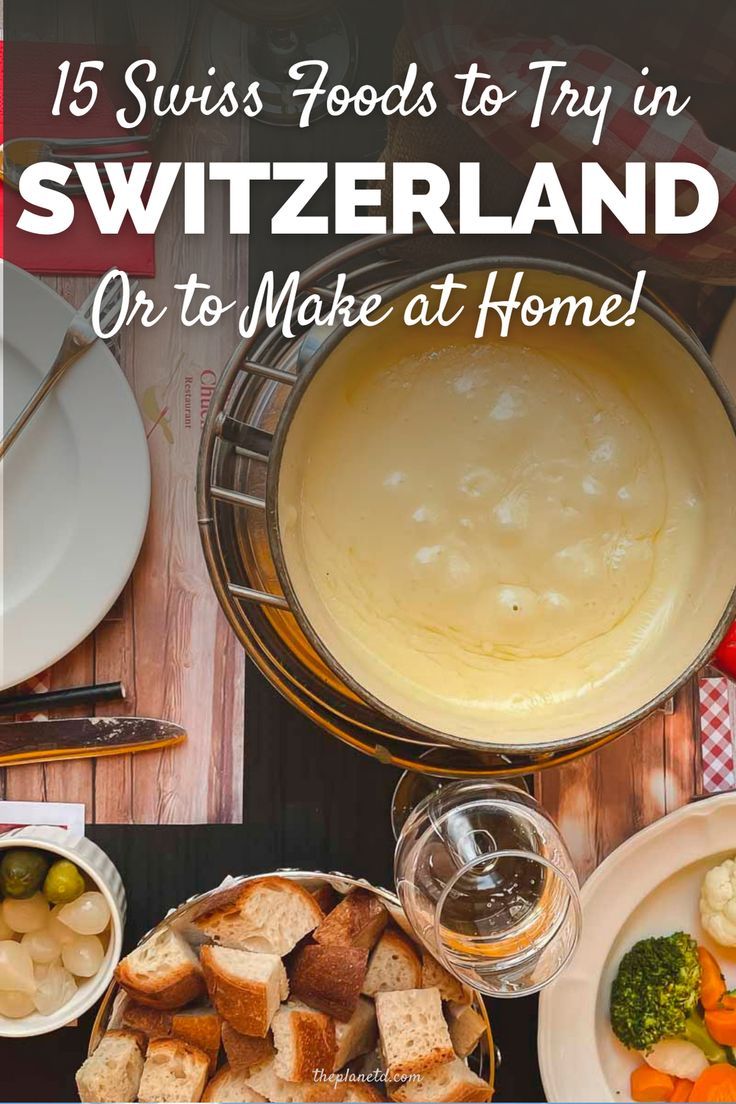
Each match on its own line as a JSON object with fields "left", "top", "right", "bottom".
{"left": 699, "top": 675, "right": 736, "bottom": 794}
{"left": 405, "top": 1, "right": 736, "bottom": 279}
{"left": 0, "top": 41, "right": 155, "bottom": 276}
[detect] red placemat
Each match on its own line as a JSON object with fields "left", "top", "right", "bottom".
{"left": 1, "top": 41, "right": 155, "bottom": 276}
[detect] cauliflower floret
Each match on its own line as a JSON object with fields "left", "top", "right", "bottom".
{"left": 644, "top": 1038, "right": 709, "bottom": 1082}
{"left": 700, "top": 858, "right": 736, "bottom": 946}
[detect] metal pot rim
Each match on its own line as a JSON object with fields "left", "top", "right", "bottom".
{"left": 264, "top": 255, "right": 736, "bottom": 757}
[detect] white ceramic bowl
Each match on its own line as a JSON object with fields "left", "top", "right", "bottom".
{"left": 0, "top": 825, "right": 125, "bottom": 1037}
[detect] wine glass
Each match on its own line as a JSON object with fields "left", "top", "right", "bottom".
{"left": 390, "top": 750, "right": 531, "bottom": 840}
{"left": 394, "top": 781, "right": 581, "bottom": 997}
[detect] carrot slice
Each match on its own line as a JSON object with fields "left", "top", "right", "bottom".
{"left": 704, "top": 1008, "right": 736, "bottom": 1045}
{"left": 671, "top": 1080, "right": 694, "bottom": 1103}
{"left": 722, "top": 989, "right": 736, "bottom": 1011}
{"left": 699, "top": 947, "right": 727, "bottom": 1011}
{"left": 631, "top": 1065, "right": 675, "bottom": 1102}
{"left": 689, "top": 1064, "right": 736, "bottom": 1102}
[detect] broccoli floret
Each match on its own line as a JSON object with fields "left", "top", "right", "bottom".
{"left": 610, "top": 932, "right": 701, "bottom": 1052}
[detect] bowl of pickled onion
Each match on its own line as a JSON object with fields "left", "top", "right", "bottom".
{"left": 0, "top": 825, "right": 125, "bottom": 1037}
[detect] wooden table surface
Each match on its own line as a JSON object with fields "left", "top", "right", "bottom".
{"left": 0, "top": 1, "right": 247, "bottom": 823}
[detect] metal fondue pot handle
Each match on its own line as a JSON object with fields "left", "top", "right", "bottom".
{"left": 209, "top": 365, "right": 290, "bottom": 610}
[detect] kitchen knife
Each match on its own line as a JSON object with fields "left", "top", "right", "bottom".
{"left": 0, "top": 717, "right": 186, "bottom": 767}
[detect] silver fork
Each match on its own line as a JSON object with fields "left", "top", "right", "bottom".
{"left": 0, "top": 135, "right": 151, "bottom": 194}
{"left": 0, "top": 271, "right": 139, "bottom": 460}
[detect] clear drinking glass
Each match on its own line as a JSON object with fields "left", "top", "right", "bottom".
{"left": 394, "top": 780, "right": 581, "bottom": 997}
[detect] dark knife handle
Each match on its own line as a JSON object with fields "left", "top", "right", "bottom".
{"left": 0, "top": 682, "right": 125, "bottom": 717}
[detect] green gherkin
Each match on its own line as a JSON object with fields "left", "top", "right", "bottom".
{"left": 610, "top": 932, "right": 701, "bottom": 1052}
{"left": 0, "top": 849, "right": 49, "bottom": 899}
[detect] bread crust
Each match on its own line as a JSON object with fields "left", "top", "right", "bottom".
{"left": 334, "top": 997, "right": 378, "bottom": 1070}
{"left": 138, "top": 1038, "right": 210, "bottom": 1104}
{"left": 76, "top": 1029, "right": 146, "bottom": 1104}
{"left": 375, "top": 989, "right": 455, "bottom": 1081}
{"left": 202, "top": 1063, "right": 267, "bottom": 1103}
{"left": 311, "top": 884, "right": 340, "bottom": 915}
{"left": 245, "top": 1055, "right": 346, "bottom": 1103}
{"left": 193, "top": 876, "right": 324, "bottom": 954}
{"left": 94, "top": 1027, "right": 147, "bottom": 1055}
{"left": 314, "top": 890, "right": 389, "bottom": 952}
{"left": 421, "top": 953, "right": 469, "bottom": 1005}
{"left": 444, "top": 1002, "right": 486, "bottom": 1060}
{"left": 289, "top": 944, "right": 369, "bottom": 1022}
{"left": 344, "top": 1082, "right": 387, "bottom": 1103}
{"left": 120, "top": 1003, "right": 173, "bottom": 1039}
{"left": 273, "top": 1002, "right": 337, "bottom": 1082}
{"left": 201, "top": 945, "right": 278, "bottom": 1037}
{"left": 388, "top": 1059, "right": 492, "bottom": 1104}
{"left": 221, "top": 1022, "right": 275, "bottom": 1074}
{"left": 116, "top": 958, "right": 205, "bottom": 1011}
{"left": 363, "top": 929, "right": 422, "bottom": 996}
{"left": 172, "top": 1007, "right": 222, "bottom": 1073}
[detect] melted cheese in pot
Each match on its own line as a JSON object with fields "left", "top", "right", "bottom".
{"left": 278, "top": 273, "right": 736, "bottom": 744}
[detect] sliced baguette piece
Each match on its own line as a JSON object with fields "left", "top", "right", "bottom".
{"left": 272, "top": 1000, "right": 337, "bottom": 1082}
{"left": 334, "top": 996, "right": 378, "bottom": 1070}
{"left": 172, "top": 1005, "right": 222, "bottom": 1073}
{"left": 222, "top": 1022, "right": 275, "bottom": 1074}
{"left": 137, "top": 1037, "right": 210, "bottom": 1103}
{"left": 444, "top": 1001, "right": 486, "bottom": 1059}
{"left": 289, "top": 943, "right": 369, "bottom": 1022}
{"left": 194, "top": 876, "right": 323, "bottom": 956}
{"left": 344, "top": 1082, "right": 387, "bottom": 1103}
{"left": 202, "top": 1063, "right": 267, "bottom": 1103}
{"left": 362, "top": 929, "right": 422, "bottom": 997}
{"left": 120, "top": 1001, "right": 173, "bottom": 1039}
{"left": 116, "top": 925, "right": 205, "bottom": 1010}
{"left": 313, "top": 890, "right": 388, "bottom": 952}
{"left": 343, "top": 1046, "right": 387, "bottom": 1100}
{"left": 421, "top": 953, "right": 470, "bottom": 1004}
{"left": 244, "top": 1055, "right": 345, "bottom": 1103}
{"left": 375, "top": 988, "right": 454, "bottom": 1082}
{"left": 201, "top": 944, "right": 287, "bottom": 1037}
{"left": 312, "top": 884, "right": 340, "bottom": 915}
{"left": 352, "top": 1047, "right": 386, "bottom": 1083}
{"left": 75, "top": 1029, "right": 146, "bottom": 1104}
{"left": 388, "top": 1057, "right": 492, "bottom": 1103}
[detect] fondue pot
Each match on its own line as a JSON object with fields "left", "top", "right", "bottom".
{"left": 198, "top": 237, "right": 736, "bottom": 773}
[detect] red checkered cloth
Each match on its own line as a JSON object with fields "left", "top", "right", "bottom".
{"left": 405, "top": 1, "right": 736, "bottom": 279}
{"left": 699, "top": 675, "right": 736, "bottom": 793}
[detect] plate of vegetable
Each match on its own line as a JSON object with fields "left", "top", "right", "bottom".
{"left": 538, "top": 793, "right": 736, "bottom": 1102}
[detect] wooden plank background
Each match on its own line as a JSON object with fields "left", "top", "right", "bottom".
{"left": 536, "top": 682, "right": 700, "bottom": 882}
{"left": 0, "top": 1, "right": 247, "bottom": 823}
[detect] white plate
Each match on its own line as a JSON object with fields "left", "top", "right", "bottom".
{"left": 538, "top": 794, "right": 736, "bottom": 1102}
{"left": 713, "top": 298, "right": 736, "bottom": 401}
{"left": 0, "top": 261, "right": 150, "bottom": 689}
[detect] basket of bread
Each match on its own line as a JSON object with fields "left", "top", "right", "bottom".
{"left": 78, "top": 871, "right": 494, "bottom": 1103}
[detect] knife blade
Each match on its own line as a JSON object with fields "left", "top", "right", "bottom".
{"left": 0, "top": 717, "right": 186, "bottom": 767}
